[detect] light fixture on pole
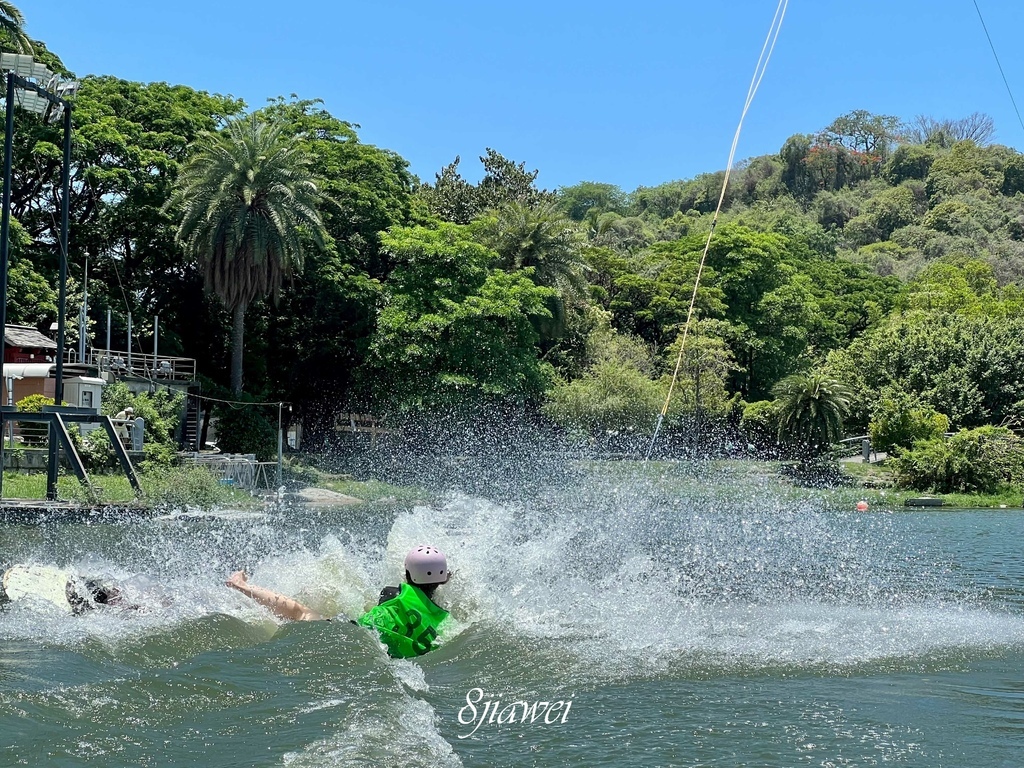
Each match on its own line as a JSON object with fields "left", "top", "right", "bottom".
{"left": 0, "top": 53, "right": 79, "bottom": 501}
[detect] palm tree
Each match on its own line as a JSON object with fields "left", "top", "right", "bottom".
{"left": 773, "top": 372, "right": 853, "bottom": 457}
{"left": 0, "top": 2, "right": 32, "bottom": 53}
{"left": 478, "top": 201, "right": 588, "bottom": 342}
{"left": 483, "top": 200, "right": 586, "bottom": 295}
{"left": 167, "top": 114, "right": 330, "bottom": 394}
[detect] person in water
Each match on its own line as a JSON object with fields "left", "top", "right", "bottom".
{"left": 226, "top": 545, "right": 451, "bottom": 658}
{"left": 0, "top": 564, "right": 128, "bottom": 615}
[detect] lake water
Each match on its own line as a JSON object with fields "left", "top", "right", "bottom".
{"left": 1, "top": 464, "right": 1022, "bottom": 766}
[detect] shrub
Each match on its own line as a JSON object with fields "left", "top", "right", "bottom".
{"left": 891, "top": 426, "right": 1024, "bottom": 493}
{"left": 141, "top": 465, "right": 233, "bottom": 510}
{"left": 16, "top": 394, "right": 55, "bottom": 412}
{"left": 79, "top": 428, "right": 117, "bottom": 471}
{"left": 542, "top": 362, "right": 664, "bottom": 436}
{"left": 869, "top": 390, "right": 949, "bottom": 453}
{"left": 740, "top": 399, "right": 778, "bottom": 452}
{"left": 214, "top": 403, "right": 277, "bottom": 460}
{"left": 101, "top": 381, "right": 185, "bottom": 448}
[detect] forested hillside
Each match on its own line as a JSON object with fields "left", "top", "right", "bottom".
{"left": 6, "top": 13, "right": 1024, "bottom": 485}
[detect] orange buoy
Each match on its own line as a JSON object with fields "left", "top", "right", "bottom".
{"left": 856, "top": 500, "right": 869, "bottom": 512}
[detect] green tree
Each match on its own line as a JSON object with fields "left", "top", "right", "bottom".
{"left": 475, "top": 201, "right": 586, "bottom": 293}
{"left": 557, "top": 181, "right": 627, "bottom": 221}
{"left": 1002, "top": 154, "right": 1024, "bottom": 196}
{"left": 661, "top": 321, "right": 738, "bottom": 418}
{"left": 829, "top": 307, "right": 1024, "bottom": 429}
{"left": 925, "top": 140, "right": 1001, "bottom": 199}
{"left": 885, "top": 143, "right": 940, "bottom": 184}
{"left": 0, "top": 1, "right": 31, "bottom": 53}
{"left": 251, "top": 99, "right": 415, "bottom": 442}
{"left": 365, "top": 223, "right": 554, "bottom": 411}
{"left": 773, "top": 372, "right": 853, "bottom": 456}
{"left": 477, "top": 148, "right": 551, "bottom": 209}
{"left": 868, "top": 388, "right": 949, "bottom": 453}
{"left": 473, "top": 200, "right": 588, "bottom": 344}
{"left": 543, "top": 362, "right": 664, "bottom": 438}
{"left": 421, "top": 149, "right": 552, "bottom": 224}
{"left": 167, "top": 115, "right": 331, "bottom": 394}
{"left": 543, "top": 315, "right": 667, "bottom": 439}
{"left": 423, "top": 156, "right": 479, "bottom": 224}
{"left": 823, "top": 110, "right": 901, "bottom": 159}
{"left": 740, "top": 399, "right": 779, "bottom": 452}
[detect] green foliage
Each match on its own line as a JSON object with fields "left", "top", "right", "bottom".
{"left": 863, "top": 185, "right": 920, "bottom": 239}
{"left": 923, "top": 200, "right": 974, "bottom": 236}
{"left": 543, "top": 362, "right": 664, "bottom": 437}
{"left": 822, "top": 110, "right": 900, "bottom": 160}
{"left": 167, "top": 113, "right": 332, "bottom": 394}
{"left": 835, "top": 306, "right": 1024, "bottom": 428}
{"left": 141, "top": 465, "right": 243, "bottom": 510}
{"left": 79, "top": 429, "right": 117, "bottom": 472}
{"left": 660, "top": 323, "right": 739, "bottom": 416}
{"left": 891, "top": 426, "right": 1024, "bottom": 493}
{"left": 0, "top": 1, "right": 31, "bottom": 53}
{"left": 885, "top": 144, "right": 940, "bottom": 184}
{"left": 474, "top": 201, "right": 586, "bottom": 296}
{"left": 740, "top": 399, "right": 779, "bottom": 451}
{"left": 557, "top": 181, "right": 628, "bottom": 221}
{"left": 542, "top": 315, "right": 669, "bottom": 437}
{"left": 365, "top": 223, "right": 555, "bottom": 411}
{"left": 215, "top": 403, "right": 277, "bottom": 461}
{"left": 1001, "top": 154, "right": 1024, "bottom": 196}
{"left": 422, "top": 149, "right": 553, "bottom": 224}
{"left": 258, "top": 97, "right": 413, "bottom": 276}
{"left": 868, "top": 389, "right": 949, "bottom": 453}
{"left": 473, "top": 201, "right": 587, "bottom": 343}
{"left": 773, "top": 372, "right": 854, "bottom": 457}
{"left": 100, "top": 381, "right": 185, "bottom": 460}
{"left": 15, "top": 394, "right": 54, "bottom": 412}
{"left": 925, "top": 140, "right": 1002, "bottom": 200}
{"left": 9, "top": 44, "right": 1024, "bottom": 467}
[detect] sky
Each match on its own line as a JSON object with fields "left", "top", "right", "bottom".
{"left": 21, "top": 1, "right": 1024, "bottom": 192}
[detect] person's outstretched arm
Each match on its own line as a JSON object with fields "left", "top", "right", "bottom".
{"left": 226, "top": 571, "right": 323, "bottom": 621}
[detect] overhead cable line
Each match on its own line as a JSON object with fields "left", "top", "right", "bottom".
{"left": 644, "top": 0, "right": 789, "bottom": 461}
{"left": 972, "top": 0, "right": 1024, "bottom": 136}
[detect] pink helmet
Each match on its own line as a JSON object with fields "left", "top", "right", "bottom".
{"left": 404, "top": 545, "right": 449, "bottom": 586}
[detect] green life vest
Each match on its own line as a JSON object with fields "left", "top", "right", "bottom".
{"left": 357, "top": 583, "right": 449, "bottom": 658}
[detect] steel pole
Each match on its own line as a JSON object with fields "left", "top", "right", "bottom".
{"left": 78, "top": 254, "right": 87, "bottom": 362}
{"left": 277, "top": 402, "right": 283, "bottom": 488}
{"left": 47, "top": 103, "right": 72, "bottom": 500}
{"left": 0, "top": 73, "right": 14, "bottom": 500}
{"left": 54, "top": 105, "right": 70, "bottom": 404}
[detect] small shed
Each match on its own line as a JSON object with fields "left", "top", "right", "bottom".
{"left": 3, "top": 325, "right": 57, "bottom": 363}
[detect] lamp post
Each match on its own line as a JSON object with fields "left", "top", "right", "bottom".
{"left": 0, "top": 54, "right": 77, "bottom": 500}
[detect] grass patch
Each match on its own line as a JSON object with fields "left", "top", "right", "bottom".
{"left": 1, "top": 466, "right": 258, "bottom": 510}
{"left": 321, "top": 476, "right": 432, "bottom": 504}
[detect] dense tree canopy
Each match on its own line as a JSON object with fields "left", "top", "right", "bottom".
{"left": 8, "top": 2, "right": 1024, "bottom": 463}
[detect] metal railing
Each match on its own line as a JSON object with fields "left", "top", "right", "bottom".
{"left": 181, "top": 453, "right": 278, "bottom": 491}
{"left": 67, "top": 348, "right": 197, "bottom": 381}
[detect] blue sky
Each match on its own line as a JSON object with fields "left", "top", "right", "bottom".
{"left": 23, "top": 1, "right": 1024, "bottom": 192}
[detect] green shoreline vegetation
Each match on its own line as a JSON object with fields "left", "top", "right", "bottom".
{"left": 2, "top": 7, "right": 1024, "bottom": 504}
{"left": 2, "top": 455, "right": 1019, "bottom": 511}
